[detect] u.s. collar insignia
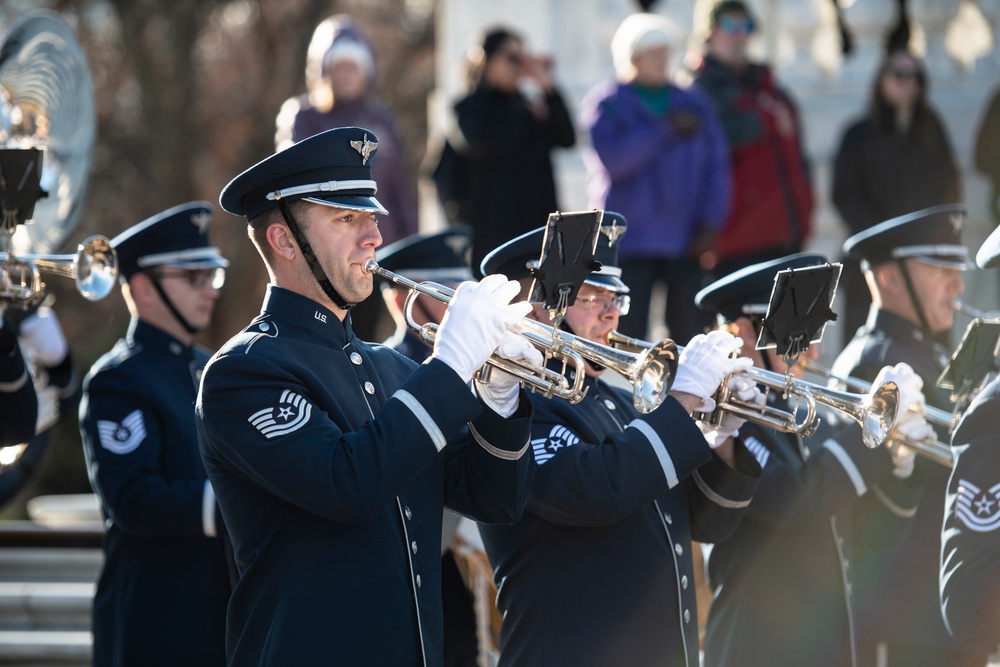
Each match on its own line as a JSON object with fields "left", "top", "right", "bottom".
{"left": 350, "top": 134, "right": 378, "bottom": 165}
{"left": 191, "top": 211, "right": 212, "bottom": 234}
{"left": 600, "top": 220, "right": 623, "bottom": 247}
{"left": 955, "top": 479, "right": 1000, "bottom": 532}
{"left": 248, "top": 390, "right": 313, "bottom": 440}
{"left": 949, "top": 213, "right": 963, "bottom": 235}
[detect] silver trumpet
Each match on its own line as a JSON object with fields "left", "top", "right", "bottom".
{"left": 609, "top": 331, "right": 900, "bottom": 449}
{"left": 363, "top": 259, "right": 679, "bottom": 413}
{"left": 1, "top": 234, "right": 118, "bottom": 306}
{"left": 802, "top": 360, "right": 955, "bottom": 468}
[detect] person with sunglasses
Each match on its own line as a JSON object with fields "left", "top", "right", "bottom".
{"left": 475, "top": 213, "right": 763, "bottom": 667}
{"left": 440, "top": 26, "right": 575, "bottom": 275}
{"left": 692, "top": 0, "right": 814, "bottom": 279}
{"left": 832, "top": 49, "right": 960, "bottom": 346}
{"left": 79, "top": 202, "right": 232, "bottom": 666}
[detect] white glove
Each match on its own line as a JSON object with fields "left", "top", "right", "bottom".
{"left": 673, "top": 331, "right": 752, "bottom": 407}
{"left": 432, "top": 275, "right": 532, "bottom": 383}
{"left": 18, "top": 307, "right": 68, "bottom": 367}
{"left": 697, "top": 375, "right": 764, "bottom": 448}
{"left": 888, "top": 416, "right": 936, "bottom": 479}
{"left": 475, "top": 332, "right": 544, "bottom": 418}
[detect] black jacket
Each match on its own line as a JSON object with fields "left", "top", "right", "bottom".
{"left": 480, "top": 373, "right": 760, "bottom": 667}
{"left": 197, "top": 285, "right": 534, "bottom": 667}
{"left": 80, "top": 319, "right": 230, "bottom": 667}
{"left": 450, "top": 84, "right": 575, "bottom": 273}
{"left": 0, "top": 319, "right": 37, "bottom": 446}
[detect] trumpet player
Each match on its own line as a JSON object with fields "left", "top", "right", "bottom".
{"left": 695, "top": 252, "right": 931, "bottom": 667}
{"left": 939, "top": 224, "right": 1000, "bottom": 653}
{"left": 832, "top": 204, "right": 981, "bottom": 667}
{"left": 79, "top": 202, "right": 232, "bottom": 666}
{"left": 198, "top": 127, "right": 539, "bottom": 666}
{"left": 476, "top": 213, "right": 763, "bottom": 667}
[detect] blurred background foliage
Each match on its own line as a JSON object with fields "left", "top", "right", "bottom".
{"left": 0, "top": 0, "right": 437, "bottom": 515}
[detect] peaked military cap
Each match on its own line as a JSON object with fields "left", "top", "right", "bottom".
{"left": 375, "top": 226, "right": 474, "bottom": 284}
{"left": 696, "top": 252, "right": 828, "bottom": 322}
{"left": 219, "top": 126, "right": 388, "bottom": 220}
{"left": 480, "top": 212, "right": 630, "bottom": 293}
{"left": 843, "top": 203, "right": 972, "bottom": 269}
{"left": 976, "top": 223, "right": 1000, "bottom": 269}
{"left": 112, "top": 201, "right": 229, "bottom": 281}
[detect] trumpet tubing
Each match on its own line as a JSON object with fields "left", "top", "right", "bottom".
{"left": 953, "top": 300, "right": 1000, "bottom": 322}
{"left": 610, "top": 331, "right": 899, "bottom": 448}
{"left": 364, "top": 259, "right": 678, "bottom": 413}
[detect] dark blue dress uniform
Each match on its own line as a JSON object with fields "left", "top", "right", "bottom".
{"left": 939, "top": 227, "right": 1000, "bottom": 656}
{"left": 200, "top": 126, "right": 534, "bottom": 667}
{"left": 0, "top": 320, "right": 37, "bottom": 446}
{"left": 79, "top": 202, "right": 231, "bottom": 667}
{"left": 197, "top": 286, "right": 533, "bottom": 667}
{"left": 831, "top": 205, "right": 982, "bottom": 666}
{"left": 475, "top": 216, "right": 760, "bottom": 667}
{"left": 940, "top": 377, "right": 1000, "bottom": 654}
{"left": 696, "top": 253, "right": 924, "bottom": 667}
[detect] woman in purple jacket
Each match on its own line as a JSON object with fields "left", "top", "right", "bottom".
{"left": 581, "top": 13, "right": 730, "bottom": 345}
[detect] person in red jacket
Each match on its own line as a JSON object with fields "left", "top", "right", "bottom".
{"left": 692, "top": 0, "right": 813, "bottom": 277}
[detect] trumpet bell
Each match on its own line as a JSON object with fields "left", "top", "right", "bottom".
{"left": 73, "top": 235, "right": 117, "bottom": 300}
{"left": 857, "top": 380, "right": 899, "bottom": 449}
{"left": 632, "top": 339, "right": 679, "bottom": 414}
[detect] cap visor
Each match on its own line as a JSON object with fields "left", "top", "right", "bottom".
{"left": 585, "top": 275, "right": 629, "bottom": 293}
{"left": 304, "top": 195, "right": 389, "bottom": 215}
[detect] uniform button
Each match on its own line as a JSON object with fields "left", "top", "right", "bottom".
{"left": 404, "top": 507, "right": 412, "bottom": 520}
{"left": 604, "top": 399, "right": 616, "bottom": 410}
{"left": 845, "top": 582, "right": 852, "bottom": 596}
{"left": 681, "top": 575, "right": 689, "bottom": 590}
{"left": 258, "top": 323, "right": 269, "bottom": 332}
{"left": 411, "top": 541, "right": 418, "bottom": 555}
{"left": 364, "top": 381, "right": 375, "bottom": 394}
{"left": 415, "top": 574, "right": 422, "bottom": 588}
{"left": 675, "top": 544, "right": 683, "bottom": 557}
{"left": 350, "top": 352, "right": 363, "bottom": 365}
{"left": 664, "top": 513, "right": 672, "bottom": 525}
{"left": 684, "top": 609, "right": 691, "bottom": 623}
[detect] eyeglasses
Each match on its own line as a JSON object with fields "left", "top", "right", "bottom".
{"left": 717, "top": 15, "right": 755, "bottom": 35}
{"left": 151, "top": 267, "right": 226, "bottom": 290}
{"left": 576, "top": 293, "right": 630, "bottom": 316}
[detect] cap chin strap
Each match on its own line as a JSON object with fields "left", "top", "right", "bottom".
{"left": 277, "top": 199, "right": 354, "bottom": 311}
{"left": 148, "top": 278, "right": 200, "bottom": 336}
{"left": 896, "top": 259, "right": 932, "bottom": 334}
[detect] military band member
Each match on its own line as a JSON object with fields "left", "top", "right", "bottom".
{"left": 939, "top": 224, "right": 1000, "bottom": 654}
{"left": 695, "top": 253, "right": 929, "bottom": 667}
{"left": 198, "top": 127, "right": 538, "bottom": 666}
{"left": 831, "top": 204, "right": 982, "bottom": 667}
{"left": 476, "top": 215, "right": 762, "bottom": 667}
{"left": 79, "top": 202, "right": 232, "bottom": 666}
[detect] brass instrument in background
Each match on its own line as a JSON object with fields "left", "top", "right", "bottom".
{"left": 0, "top": 11, "right": 110, "bottom": 308}
{"left": 363, "top": 259, "right": 679, "bottom": 413}
{"left": 609, "top": 331, "right": 900, "bottom": 450}
{"left": 802, "top": 359, "right": 955, "bottom": 468}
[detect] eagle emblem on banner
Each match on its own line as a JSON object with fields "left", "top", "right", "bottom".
{"left": 955, "top": 479, "right": 1000, "bottom": 532}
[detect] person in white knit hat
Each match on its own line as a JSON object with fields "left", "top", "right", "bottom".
{"left": 580, "top": 12, "right": 731, "bottom": 347}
